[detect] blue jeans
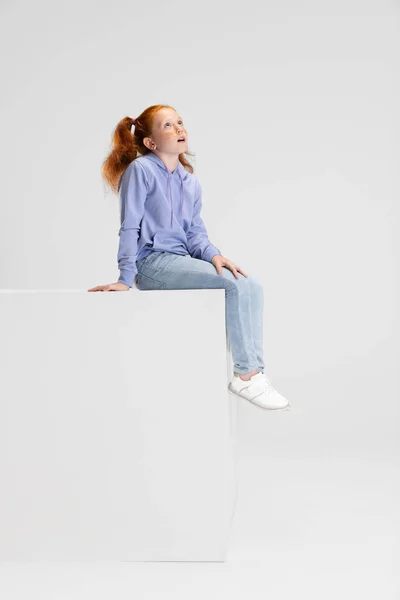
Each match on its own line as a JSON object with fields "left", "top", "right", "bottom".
{"left": 135, "top": 252, "right": 265, "bottom": 376}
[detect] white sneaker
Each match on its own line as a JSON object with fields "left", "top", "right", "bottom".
{"left": 228, "top": 372, "right": 291, "bottom": 411}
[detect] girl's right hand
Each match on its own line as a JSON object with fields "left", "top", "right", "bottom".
{"left": 87, "top": 282, "right": 130, "bottom": 292}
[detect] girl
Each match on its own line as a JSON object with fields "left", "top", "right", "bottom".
{"left": 88, "top": 104, "right": 290, "bottom": 412}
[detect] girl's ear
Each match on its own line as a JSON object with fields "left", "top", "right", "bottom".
{"left": 143, "top": 137, "right": 155, "bottom": 150}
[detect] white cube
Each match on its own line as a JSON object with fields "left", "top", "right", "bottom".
{"left": 0, "top": 289, "right": 238, "bottom": 561}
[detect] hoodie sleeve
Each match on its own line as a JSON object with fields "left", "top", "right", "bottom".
{"left": 117, "top": 160, "right": 148, "bottom": 288}
{"left": 187, "top": 179, "right": 221, "bottom": 262}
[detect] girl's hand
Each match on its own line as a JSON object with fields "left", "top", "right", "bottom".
{"left": 211, "top": 255, "right": 248, "bottom": 279}
{"left": 87, "top": 282, "right": 130, "bottom": 292}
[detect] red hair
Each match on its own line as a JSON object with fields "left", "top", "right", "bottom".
{"left": 101, "top": 104, "right": 195, "bottom": 193}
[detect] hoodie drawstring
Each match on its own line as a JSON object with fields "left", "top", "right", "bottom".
{"left": 167, "top": 170, "right": 184, "bottom": 227}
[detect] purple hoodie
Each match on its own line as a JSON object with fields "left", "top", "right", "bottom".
{"left": 117, "top": 151, "right": 221, "bottom": 288}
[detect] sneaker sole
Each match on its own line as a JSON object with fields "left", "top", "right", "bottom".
{"left": 228, "top": 384, "right": 291, "bottom": 412}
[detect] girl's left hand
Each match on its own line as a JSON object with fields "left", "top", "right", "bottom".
{"left": 211, "top": 254, "right": 248, "bottom": 278}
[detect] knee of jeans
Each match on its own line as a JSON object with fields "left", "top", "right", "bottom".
{"left": 247, "top": 275, "right": 263, "bottom": 291}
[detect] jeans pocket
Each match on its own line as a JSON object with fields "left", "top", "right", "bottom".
{"left": 138, "top": 251, "right": 165, "bottom": 269}
{"left": 136, "top": 272, "right": 166, "bottom": 291}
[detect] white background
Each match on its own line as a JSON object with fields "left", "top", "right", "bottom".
{"left": 0, "top": 0, "right": 398, "bottom": 598}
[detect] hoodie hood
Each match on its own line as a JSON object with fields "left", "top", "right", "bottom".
{"left": 143, "top": 152, "right": 188, "bottom": 227}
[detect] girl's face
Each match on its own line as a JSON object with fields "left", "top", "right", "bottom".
{"left": 146, "top": 109, "right": 188, "bottom": 155}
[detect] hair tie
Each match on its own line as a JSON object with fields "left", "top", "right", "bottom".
{"left": 131, "top": 117, "right": 137, "bottom": 124}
